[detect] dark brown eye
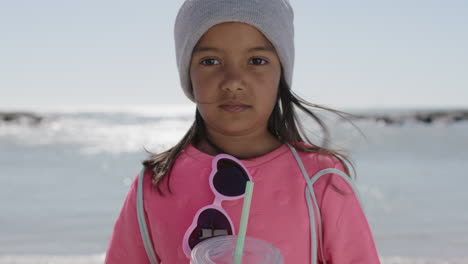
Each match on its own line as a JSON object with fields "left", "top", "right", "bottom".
{"left": 250, "top": 58, "right": 268, "bottom": 65}
{"left": 201, "top": 58, "right": 220, "bottom": 65}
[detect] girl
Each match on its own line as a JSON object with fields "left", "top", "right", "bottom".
{"left": 105, "top": 0, "right": 380, "bottom": 263}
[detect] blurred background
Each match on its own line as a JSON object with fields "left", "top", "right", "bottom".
{"left": 0, "top": 0, "right": 467, "bottom": 263}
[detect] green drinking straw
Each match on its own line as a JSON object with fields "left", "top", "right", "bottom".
{"left": 234, "top": 181, "right": 254, "bottom": 264}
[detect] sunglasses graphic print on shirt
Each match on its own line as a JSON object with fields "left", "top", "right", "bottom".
{"left": 182, "top": 154, "right": 253, "bottom": 259}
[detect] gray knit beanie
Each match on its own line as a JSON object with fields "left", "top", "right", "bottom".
{"left": 174, "top": 0, "right": 295, "bottom": 102}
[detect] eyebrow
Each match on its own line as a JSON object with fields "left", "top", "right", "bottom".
{"left": 193, "top": 45, "right": 276, "bottom": 54}
{"left": 248, "top": 46, "right": 276, "bottom": 53}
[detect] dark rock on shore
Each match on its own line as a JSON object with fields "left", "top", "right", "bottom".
{"left": 1, "top": 109, "right": 467, "bottom": 127}
{"left": 0, "top": 112, "right": 44, "bottom": 125}
{"left": 350, "top": 110, "right": 468, "bottom": 125}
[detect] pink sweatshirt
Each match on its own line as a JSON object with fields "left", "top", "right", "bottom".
{"left": 105, "top": 143, "right": 380, "bottom": 263}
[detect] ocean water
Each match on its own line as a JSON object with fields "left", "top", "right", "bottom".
{"left": 0, "top": 105, "right": 467, "bottom": 264}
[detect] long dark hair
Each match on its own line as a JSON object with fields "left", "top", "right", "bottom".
{"left": 143, "top": 72, "right": 357, "bottom": 196}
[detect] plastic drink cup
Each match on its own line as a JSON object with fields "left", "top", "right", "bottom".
{"left": 190, "top": 235, "right": 284, "bottom": 264}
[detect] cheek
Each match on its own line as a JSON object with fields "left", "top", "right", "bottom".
{"left": 258, "top": 74, "right": 280, "bottom": 101}
{"left": 190, "top": 64, "right": 222, "bottom": 99}
{"left": 191, "top": 78, "right": 216, "bottom": 101}
{"left": 190, "top": 69, "right": 210, "bottom": 100}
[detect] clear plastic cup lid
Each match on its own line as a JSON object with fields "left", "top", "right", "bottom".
{"left": 191, "top": 235, "right": 284, "bottom": 264}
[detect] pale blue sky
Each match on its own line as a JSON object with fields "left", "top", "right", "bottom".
{"left": 1, "top": 0, "right": 467, "bottom": 110}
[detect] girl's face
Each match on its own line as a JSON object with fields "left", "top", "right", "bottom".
{"left": 190, "top": 22, "right": 282, "bottom": 137}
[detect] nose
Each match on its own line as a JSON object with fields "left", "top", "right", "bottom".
{"left": 220, "top": 65, "right": 246, "bottom": 93}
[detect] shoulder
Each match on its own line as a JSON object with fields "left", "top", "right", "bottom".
{"left": 293, "top": 142, "right": 346, "bottom": 175}
{"left": 293, "top": 142, "right": 352, "bottom": 194}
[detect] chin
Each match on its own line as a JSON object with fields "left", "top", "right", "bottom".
{"left": 214, "top": 120, "right": 266, "bottom": 136}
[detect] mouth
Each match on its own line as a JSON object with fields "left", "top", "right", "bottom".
{"left": 219, "top": 104, "right": 251, "bottom": 113}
